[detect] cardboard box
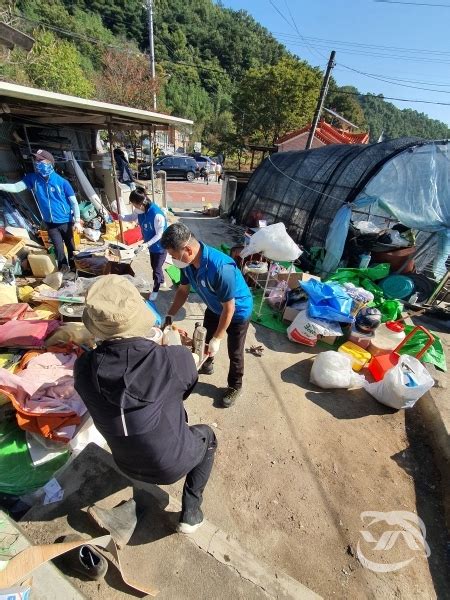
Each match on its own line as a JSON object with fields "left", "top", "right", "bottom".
{"left": 320, "top": 335, "right": 338, "bottom": 346}
{"left": 277, "top": 271, "right": 321, "bottom": 290}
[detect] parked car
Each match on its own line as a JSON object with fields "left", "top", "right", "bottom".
{"left": 190, "top": 154, "right": 216, "bottom": 172}
{"left": 139, "top": 155, "right": 198, "bottom": 181}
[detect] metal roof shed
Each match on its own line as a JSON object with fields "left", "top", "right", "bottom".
{"left": 0, "top": 82, "right": 193, "bottom": 129}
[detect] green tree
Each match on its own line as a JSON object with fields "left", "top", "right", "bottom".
{"left": 20, "top": 29, "right": 94, "bottom": 96}
{"left": 233, "top": 57, "right": 322, "bottom": 145}
{"left": 327, "top": 85, "right": 366, "bottom": 128}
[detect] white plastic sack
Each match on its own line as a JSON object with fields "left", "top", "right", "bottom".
{"left": 287, "top": 310, "right": 342, "bottom": 347}
{"left": 310, "top": 351, "right": 366, "bottom": 389}
{"left": 364, "top": 355, "right": 434, "bottom": 410}
{"left": 83, "top": 227, "right": 101, "bottom": 242}
{"left": 240, "top": 223, "right": 302, "bottom": 261}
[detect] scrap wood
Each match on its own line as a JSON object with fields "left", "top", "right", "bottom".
{"left": 0, "top": 534, "right": 159, "bottom": 596}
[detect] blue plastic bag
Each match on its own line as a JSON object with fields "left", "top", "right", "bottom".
{"left": 301, "top": 280, "right": 353, "bottom": 323}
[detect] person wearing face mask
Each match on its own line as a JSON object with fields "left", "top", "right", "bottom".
{"left": 0, "top": 149, "right": 82, "bottom": 273}
{"left": 161, "top": 223, "right": 253, "bottom": 408}
{"left": 119, "top": 186, "right": 168, "bottom": 302}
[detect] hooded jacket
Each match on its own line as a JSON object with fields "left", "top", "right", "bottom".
{"left": 74, "top": 337, "right": 203, "bottom": 484}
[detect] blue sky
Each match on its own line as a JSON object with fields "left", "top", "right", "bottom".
{"left": 221, "top": 0, "right": 450, "bottom": 126}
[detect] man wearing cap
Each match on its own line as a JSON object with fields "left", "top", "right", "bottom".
{"left": 0, "top": 149, "right": 82, "bottom": 272}
{"left": 74, "top": 275, "right": 217, "bottom": 534}
{"left": 161, "top": 222, "right": 253, "bottom": 408}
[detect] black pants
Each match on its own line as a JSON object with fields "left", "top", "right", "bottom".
{"left": 150, "top": 251, "right": 167, "bottom": 292}
{"left": 181, "top": 424, "right": 217, "bottom": 516}
{"left": 46, "top": 221, "right": 75, "bottom": 269}
{"left": 203, "top": 308, "right": 250, "bottom": 389}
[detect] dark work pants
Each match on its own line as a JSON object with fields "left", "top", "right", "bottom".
{"left": 181, "top": 424, "right": 217, "bottom": 516}
{"left": 150, "top": 250, "right": 167, "bottom": 292}
{"left": 46, "top": 221, "right": 75, "bottom": 269}
{"left": 203, "top": 308, "right": 250, "bottom": 390}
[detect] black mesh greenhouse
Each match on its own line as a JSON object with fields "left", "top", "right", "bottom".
{"left": 232, "top": 137, "right": 425, "bottom": 249}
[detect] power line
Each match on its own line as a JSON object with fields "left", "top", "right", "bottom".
{"left": 375, "top": 0, "right": 450, "bottom": 6}
{"left": 337, "top": 63, "right": 450, "bottom": 95}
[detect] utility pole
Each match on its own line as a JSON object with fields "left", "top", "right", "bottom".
{"left": 306, "top": 50, "right": 336, "bottom": 150}
{"left": 147, "top": 0, "right": 157, "bottom": 110}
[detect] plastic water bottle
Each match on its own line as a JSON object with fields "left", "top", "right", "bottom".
{"left": 358, "top": 253, "right": 371, "bottom": 269}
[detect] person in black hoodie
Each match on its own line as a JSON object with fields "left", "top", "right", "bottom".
{"left": 74, "top": 275, "right": 217, "bottom": 534}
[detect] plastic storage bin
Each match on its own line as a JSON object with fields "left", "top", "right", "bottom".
{"left": 338, "top": 341, "right": 371, "bottom": 371}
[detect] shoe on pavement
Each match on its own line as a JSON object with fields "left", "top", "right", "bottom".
{"left": 149, "top": 291, "right": 158, "bottom": 302}
{"left": 199, "top": 361, "right": 214, "bottom": 375}
{"left": 222, "top": 387, "right": 242, "bottom": 408}
{"left": 59, "top": 534, "right": 108, "bottom": 580}
{"left": 177, "top": 509, "right": 204, "bottom": 534}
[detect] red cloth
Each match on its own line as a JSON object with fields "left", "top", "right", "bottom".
{"left": 0, "top": 303, "right": 29, "bottom": 324}
{"left": 0, "top": 319, "right": 60, "bottom": 347}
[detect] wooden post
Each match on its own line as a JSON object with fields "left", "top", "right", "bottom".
{"left": 107, "top": 122, "right": 125, "bottom": 243}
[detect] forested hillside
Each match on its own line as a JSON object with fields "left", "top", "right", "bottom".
{"left": 1, "top": 0, "right": 448, "bottom": 150}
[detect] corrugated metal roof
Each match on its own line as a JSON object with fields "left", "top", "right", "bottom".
{"left": 0, "top": 82, "right": 193, "bottom": 128}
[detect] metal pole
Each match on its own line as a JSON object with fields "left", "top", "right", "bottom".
{"left": 306, "top": 50, "right": 336, "bottom": 150}
{"left": 107, "top": 123, "right": 124, "bottom": 243}
{"left": 149, "top": 126, "right": 156, "bottom": 205}
{"left": 147, "top": 0, "right": 157, "bottom": 110}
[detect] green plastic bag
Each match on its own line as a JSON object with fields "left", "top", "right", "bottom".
{"left": 377, "top": 299, "right": 403, "bottom": 323}
{"left": 398, "top": 326, "right": 447, "bottom": 372}
{"left": 327, "top": 263, "right": 390, "bottom": 284}
{"left": 0, "top": 419, "right": 68, "bottom": 496}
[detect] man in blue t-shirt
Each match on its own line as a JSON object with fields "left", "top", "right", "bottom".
{"left": 0, "top": 149, "right": 82, "bottom": 272}
{"left": 161, "top": 223, "right": 253, "bottom": 408}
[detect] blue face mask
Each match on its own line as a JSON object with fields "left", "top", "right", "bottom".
{"left": 35, "top": 161, "right": 54, "bottom": 177}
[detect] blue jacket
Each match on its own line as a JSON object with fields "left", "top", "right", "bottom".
{"left": 23, "top": 172, "right": 75, "bottom": 224}
{"left": 138, "top": 203, "right": 167, "bottom": 253}
{"left": 180, "top": 243, "right": 253, "bottom": 322}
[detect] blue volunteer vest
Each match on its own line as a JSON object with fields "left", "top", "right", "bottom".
{"left": 182, "top": 243, "right": 253, "bottom": 322}
{"left": 24, "top": 172, "right": 74, "bottom": 224}
{"left": 138, "top": 203, "right": 167, "bottom": 253}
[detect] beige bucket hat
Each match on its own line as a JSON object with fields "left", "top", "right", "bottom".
{"left": 83, "top": 275, "right": 155, "bottom": 340}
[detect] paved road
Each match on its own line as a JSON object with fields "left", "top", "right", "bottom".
{"left": 167, "top": 179, "right": 221, "bottom": 208}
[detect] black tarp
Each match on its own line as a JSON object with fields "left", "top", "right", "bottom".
{"left": 232, "top": 137, "right": 423, "bottom": 249}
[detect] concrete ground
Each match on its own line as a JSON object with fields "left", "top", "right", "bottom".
{"left": 19, "top": 211, "right": 449, "bottom": 599}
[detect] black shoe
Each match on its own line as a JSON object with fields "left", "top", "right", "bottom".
{"left": 222, "top": 387, "right": 242, "bottom": 408}
{"left": 59, "top": 534, "right": 108, "bottom": 580}
{"left": 177, "top": 508, "right": 204, "bottom": 534}
{"left": 199, "top": 361, "right": 214, "bottom": 375}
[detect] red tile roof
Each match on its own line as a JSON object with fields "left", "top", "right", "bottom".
{"left": 276, "top": 120, "right": 369, "bottom": 146}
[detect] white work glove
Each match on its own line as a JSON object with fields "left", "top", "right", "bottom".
{"left": 74, "top": 221, "right": 83, "bottom": 234}
{"left": 208, "top": 337, "right": 221, "bottom": 356}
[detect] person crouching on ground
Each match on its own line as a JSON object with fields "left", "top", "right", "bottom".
{"left": 161, "top": 223, "right": 253, "bottom": 408}
{"left": 119, "top": 186, "right": 168, "bottom": 302}
{"left": 74, "top": 275, "right": 217, "bottom": 534}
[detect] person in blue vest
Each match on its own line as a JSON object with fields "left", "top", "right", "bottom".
{"left": 161, "top": 222, "right": 253, "bottom": 408}
{"left": 120, "top": 186, "right": 168, "bottom": 301}
{"left": 0, "top": 149, "right": 82, "bottom": 272}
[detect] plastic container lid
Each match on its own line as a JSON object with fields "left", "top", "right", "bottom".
{"left": 379, "top": 275, "right": 415, "bottom": 300}
{"left": 386, "top": 321, "right": 405, "bottom": 333}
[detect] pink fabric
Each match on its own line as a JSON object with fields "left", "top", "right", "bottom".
{"left": 0, "top": 319, "right": 60, "bottom": 347}
{"left": 0, "top": 352, "right": 86, "bottom": 440}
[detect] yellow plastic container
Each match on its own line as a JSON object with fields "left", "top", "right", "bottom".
{"left": 73, "top": 229, "right": 81, "bottom": 249}
{"left": 28, "top": 253, "right": 57, "bottom": 278}
{"left": 337, "top": 341, "right": 371, "bottom": 372}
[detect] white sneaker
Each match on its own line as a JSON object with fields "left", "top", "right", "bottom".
{"left": 149, "top": 291, "right": 158, "bottom": 302}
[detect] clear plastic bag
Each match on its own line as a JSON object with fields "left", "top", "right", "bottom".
{"left": 240, "top": 223, "right": 302, "bottom": 261}
{"left": 364, "top": 355, "right": 434, "bottom": 410}
{"left": 310, "top": 351, "right": 366, "bottom": 389}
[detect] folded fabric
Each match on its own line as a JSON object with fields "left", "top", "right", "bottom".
{"left": 0, "top": 351, "right": 86, "bottom": 442}
{"left": 0, "top": 319, "right": 60, "bottom": 347}
{"left": 0, "top": 303, "right": 29, "bottom": 324}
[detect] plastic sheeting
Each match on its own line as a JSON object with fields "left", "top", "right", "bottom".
{"left": 232, "top": 137, "right": 421, "bottom": 249}
{"left": 323, "top": 142, "right": 450, "bottom": 277}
